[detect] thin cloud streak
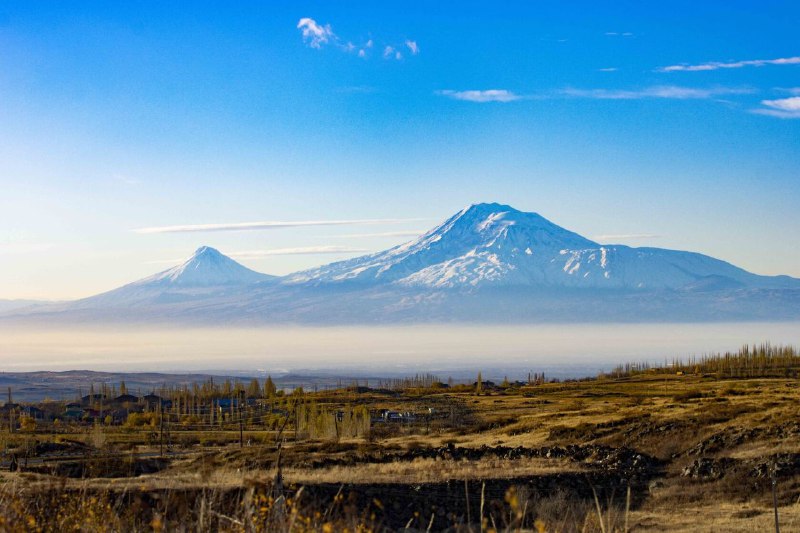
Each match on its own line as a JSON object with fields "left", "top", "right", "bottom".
{"left": 752, "top": 109, "right": 800, "bottom": 118}
{"left": 659, "top": 56, "right": 800, "bottom": 72}
{"left": 133, "top": 219, "right": 426, "bottom": 234}
{"left": 437, "top": 86, "right": 750, "bottom": 103}
{"left": 437, "top": 89, "right": 522, "bottom": 102}
{"left": 230, "top": 246, "right": 370, "bottom": 257}
{"left": 562, "top": 85, "right": 753, "bottom": 100}
{"left": 145, "top": 246, "right": 371, "bottom": 265}
{"left": 331, "top": 230, "right": 425, "bottom": 239}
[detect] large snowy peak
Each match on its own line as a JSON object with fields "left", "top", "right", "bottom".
{"left": 3, "top": 205, "right": 799, "bottom": 324}
{"left": 287, "top": 203, "right": 595, "bottom": 287}
{"left": 287, "top": 203, "right": 796, "bottom": 290}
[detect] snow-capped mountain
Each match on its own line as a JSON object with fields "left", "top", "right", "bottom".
{"left": 2, "top": 204, "right": 799, "bottom": 324}
{"left": 287, "top": 203, "right": 795, "bottom": 291}
{"left": 132, "top": 246, "right": 272, "bottom": 288}
{"left": 66, "top": 246, "right": 276, "bottom": 309}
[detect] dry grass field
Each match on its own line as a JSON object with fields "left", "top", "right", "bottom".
{"left": 0, "top": 369, "right": 798, "bottom": 531}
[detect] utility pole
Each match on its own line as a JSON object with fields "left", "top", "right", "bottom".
{"left": 159, "top": 403, "right": 164, "bottom": 457}
{"left": 166, "top": 405, "right": 171, "bottom": 454}
{"left": 239, "top": 404, "right": 244, "bottom": 449}
{"left": 772, "top": 464, "right": 781, "bottom": 533}
{"left": 7, "top": 387, "right": 12, "bottom": 434}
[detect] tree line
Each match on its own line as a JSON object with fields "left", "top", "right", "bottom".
{"left": 606, "top": 343, "right": 799, "bottom": 379}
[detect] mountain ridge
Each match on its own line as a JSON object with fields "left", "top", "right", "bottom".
{"left": 2, "top": 203, "right": 799, "bottom": 323}
{"left": 285, "top": 203, "right": 796, "bottom": 291}
{"left": 59, "top": 245, "right": 277, "bottom": 310}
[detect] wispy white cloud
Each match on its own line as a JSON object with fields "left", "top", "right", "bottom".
{"left": 762, "top": 96, "right": 800, "bottom": 110}
{"left": 383, "top": 46, "right": 402, "bottom": 60}
{"left": 146, "top": 246, "right": 371, "bottom": 265}
{"left": 659, "top": 56, "right": 800, "bottom": 72}
{"left": 231, "top": 246, "right": 369, "bottom": 257}
{"left": 598, "top": 67, "right": 618, "bottom": 72}
{"left": 594, "top": 234, "right": 661, "bottom": 241}
{"left": 752, "top": 95, "right": 800, "bottom": 119}
{"left": 437, "top": 89, "right": 522, "bottom": 103}
{"left": 297, "top": 18, "right": 335, "bottom": 49}
{"left": 436, "top": 85, "right": 754, "bottom": 107}
{"left": 437, "top": 86, "right": 750, "bottom": 103}
{"left": 133, "top": 218, "right": 424, "bottom": 234}
{"left": 605, "top": 32, "right": 634, "bottom": 37}
{"left": 144, "top": 258, "right": 187, "bottom": 265}
{"left": 298, "top": 18, "right": 414, "bottom": 61}
{"left": 357, "top": 39, "right": 373, "bottom": 58}
{"left": 562, "top": 85, "right": 754, "bottom": 100}
{"left": 331, "top": 231, "right": 424, "bottom": 239}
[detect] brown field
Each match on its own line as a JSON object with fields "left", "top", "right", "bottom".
{"left": 0, "top": 370, "right": 798, "bottom": 531}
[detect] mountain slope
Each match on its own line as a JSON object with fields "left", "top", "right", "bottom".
{"left": 69, "top": 246, "right": 277, "bottom": 308}
{"left": 132, "top": 246, "right": 272, "bottom": 288}
{"left": 2, "top": 204, "right": 798, "bottom": 324}
{"left": 286, "top": 203, "right": 594, "bottom": 287}
{"left": 286, "top": 203, "right": 796, "bottom": 291}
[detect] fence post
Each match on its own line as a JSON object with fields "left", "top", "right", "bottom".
{"left": 772, "top": 466, "right": 780, "bottom": 533}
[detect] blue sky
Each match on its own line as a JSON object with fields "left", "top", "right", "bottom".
{"left": 1, "top": 1, "right": 799, "bottom": 299}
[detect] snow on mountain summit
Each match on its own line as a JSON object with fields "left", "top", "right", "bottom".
{"left": 136, "top": 246, "right": 274, "bottom": 287}
{"left": 287, "top": 203, "right": 794, "bottom": 290}
{"left": 287, "top": 202, "right": 599, "bottom": 287}
{"left": 6, "top": 205, "right": 800, "bottom": 324}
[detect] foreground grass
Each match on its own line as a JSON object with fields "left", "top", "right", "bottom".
{"left": 0, "top": 372, "right": 798, "bottom": 531}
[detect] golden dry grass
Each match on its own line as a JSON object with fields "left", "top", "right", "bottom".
{"left": 630, "top": 501, "right": 800, "bottom": 532}
{"left": 2, "top": 373, "right": 799, "bottom": 531}
{"left": 282, "top": 456, "right": 583, "bottom": 484}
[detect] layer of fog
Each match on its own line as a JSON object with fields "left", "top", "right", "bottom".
{"left": 0, "top": 323, "right": 797, "bottom": 380}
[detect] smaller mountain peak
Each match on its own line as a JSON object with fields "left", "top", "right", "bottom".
{"left": 131, "top": 246, "right": 275, "bottom": 288}
{"left": 193, "top": 245, "right": 220, "bottom": 257}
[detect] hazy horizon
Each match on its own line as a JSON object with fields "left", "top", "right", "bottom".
{"left": 0, "top": 322, "right": 797, "bottom": 378}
